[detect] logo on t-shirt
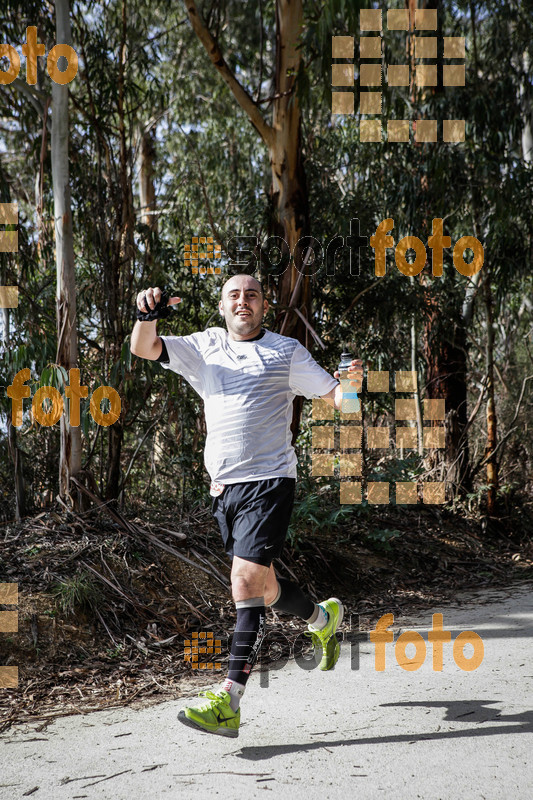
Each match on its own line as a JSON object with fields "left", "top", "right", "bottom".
{"left": 210, "top": 481, "right": 226, "bottom": 497}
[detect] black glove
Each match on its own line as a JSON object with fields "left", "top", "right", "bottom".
{"left": 136, "top": 290, "right": 173, "bottom": 321}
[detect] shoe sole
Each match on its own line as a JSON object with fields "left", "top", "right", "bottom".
{"left": 178, "top": 709, "right": 239, "bottom": 738}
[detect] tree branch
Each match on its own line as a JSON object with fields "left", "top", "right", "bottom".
{"left": 10, "top": 79, "right": 51, "bottom": 131}
{"left": 182, "top": 0, "right": 274, "bottom": 148}
{"left": 323, "top": 277, "right": 386, "bottom": 338}
{"left": 470, "top": 374, "right": 533, "bottom": 478}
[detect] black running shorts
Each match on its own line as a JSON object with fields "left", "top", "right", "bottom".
{"left": 211, "top": 478, "right": 296, "bottom": 567}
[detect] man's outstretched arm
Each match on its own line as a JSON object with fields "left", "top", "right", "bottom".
{"left": 321, "top": 359, "right": 363, "bottom": 410}
{"left": 131, "top": 318, "right": 163, "bottom": 360}
{"left": 130, "top": 287, "right": 181, "bottom": 360}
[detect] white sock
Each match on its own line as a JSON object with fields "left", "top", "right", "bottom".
{"left": 307, "top": 603, "right": 328, "bottom": 631}
{"left": 221, "top": 678, "right": 245, "bottom": 711}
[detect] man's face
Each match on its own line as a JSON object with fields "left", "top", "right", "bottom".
{"left": 219, "top": 276, "right": 268, "bottom": 340}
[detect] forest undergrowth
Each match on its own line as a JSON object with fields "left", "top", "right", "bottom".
{"left": 1, "top": 486, "right": 532, "bottom": 733}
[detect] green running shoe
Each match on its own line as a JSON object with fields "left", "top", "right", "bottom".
{"left": 306, "top": 597, "right": 344, "bottom": 671}
{"left": 178, "top": 690, "right": 240, "bottom": 738}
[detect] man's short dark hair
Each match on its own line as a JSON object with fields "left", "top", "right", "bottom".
{"left": 222, "top": 274, "right": 264, "bottom": 298}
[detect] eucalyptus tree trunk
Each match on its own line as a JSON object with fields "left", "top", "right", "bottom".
{"left": 182, "top": 0, "right": 310, "bottom": 339}
{"left": 483, "top": 271, "right": 498, "bottom": 513}
{"left": 411, "top": 0, "right": 471, "bottom": 492}
{"left": 268, "top": 0, "right": 309, "bottom": 440}
{"left": 105, "top": 0, "right": 134, "bottom": 502}
{"left": 3, "top": 307, "right": 25, "bottom": 520}
{"left": 52, "top": 0, "right": 81, "bottom": 508}
{"left": 183, "top": 0, "right": 310, "bottom": 440}
{"left": 423, "top": 289, "right": 470, "bottom": 492}
{"left": 520, "top": 51, "right": 533, "bottom": 163}
{"left": 139, "top": 128, "right": 157, "bottom": 232}
{"left": 138, "top": 125, "right": 165, "bottom": 465}
{"left": 270, "top": 0, "right": 310, "bottom": 337}
{"left": 410, "top": 307, "right": 423, "bottom": 456}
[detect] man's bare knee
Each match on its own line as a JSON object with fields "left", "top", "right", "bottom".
{"left": 231, "top": 558, "right": 268, "bottom": 602}
{"left": 231, "top": 577, "right": 256, "bottom": 602}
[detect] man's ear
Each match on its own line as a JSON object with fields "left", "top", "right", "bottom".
{"left": 218, "top": 301, "right": 224, "bottom": 316}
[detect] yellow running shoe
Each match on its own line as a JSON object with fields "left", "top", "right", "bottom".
{"left": 178, "top": 690, "right": 240, "bottom": 738}
{"left": 306, "top": 597, "right": 344, "bottom": 671}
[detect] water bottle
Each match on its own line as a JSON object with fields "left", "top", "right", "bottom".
{"left": 338, "top": 350, "right": 360, "bottom": 413}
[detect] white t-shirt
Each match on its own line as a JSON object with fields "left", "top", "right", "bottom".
{"left": 159, "top": 327, "right": 338, "bottom": 484}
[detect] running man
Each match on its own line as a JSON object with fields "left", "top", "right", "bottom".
{"left": 130, "top": 274, "right": 363, "bottom": 738}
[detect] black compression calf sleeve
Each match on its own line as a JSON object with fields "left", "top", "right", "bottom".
{"left": 270, "top": 577, "right": 315, "bottom": 621}
{"left": 227, "top": 598, "right": 266, "bottom": 686}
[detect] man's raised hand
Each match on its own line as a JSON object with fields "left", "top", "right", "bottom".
{"left": 136, "top": 287, "right": 181, "bottom": 321}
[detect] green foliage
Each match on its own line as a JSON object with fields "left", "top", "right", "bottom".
{"left": 106, "top": 644, "right": 125, "bottom": 659}
{"left": 37, "top": 365, "right": 69, "bottom": 393}
{"left": 364, "top": 528, "right": 402, "bottom": 553}
{"left": 0, "top": 0, "right": 532, "bottom": 521}
{"left": 367, "top": 454, "right": 425, "bottom": 484}
{"left": 51, "top": 572, "right": 100, "bottom": 616}
{"left": 287, "top": 482, "right": 355, "bottom": 547}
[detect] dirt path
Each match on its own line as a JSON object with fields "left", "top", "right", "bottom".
{"left": 1, "top": 581, "right": 532, "bottom": 799}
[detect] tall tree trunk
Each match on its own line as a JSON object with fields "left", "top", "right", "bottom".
{"left": 3, "top": 307, "right": 25, "bottom": 520}
{"left": 183, "top": 0, "right": 310, "bottom": 441}
{"left": 423, "top": 292, "right": 470, "bottom": 491}
{"left": 183, "top": 0, "right": 309, "bottom": 335}
{"left": 410, "top": 302, "right": 423, "bottom": 455}
{"left": 139, "top": 124, "right": 163, "bottom": 468}
{"left": 139, "top": 127, "right": 157, "bottom": 231}
{"left": 483, "top": 271, "right": 498, "bottom": 513}
{"left": 104, "top": 0, "right": 133, "bottom": 501}
{"left": 270, "top": 0, "right": 309, "bottom": 442}
{"left": 271, "top": 0, "right": 310, "bottom": 340}
{"left": 520, "top": 51, "right": 533, "bottom": 163}
{"left": 138, "top": 126, "right": 157, "bottom": 269}
{"left": 412, "top": 0, "right": 470, "bottom": 492}
{"left": 52, "top": 0, "right": 81, "bottom": 509}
